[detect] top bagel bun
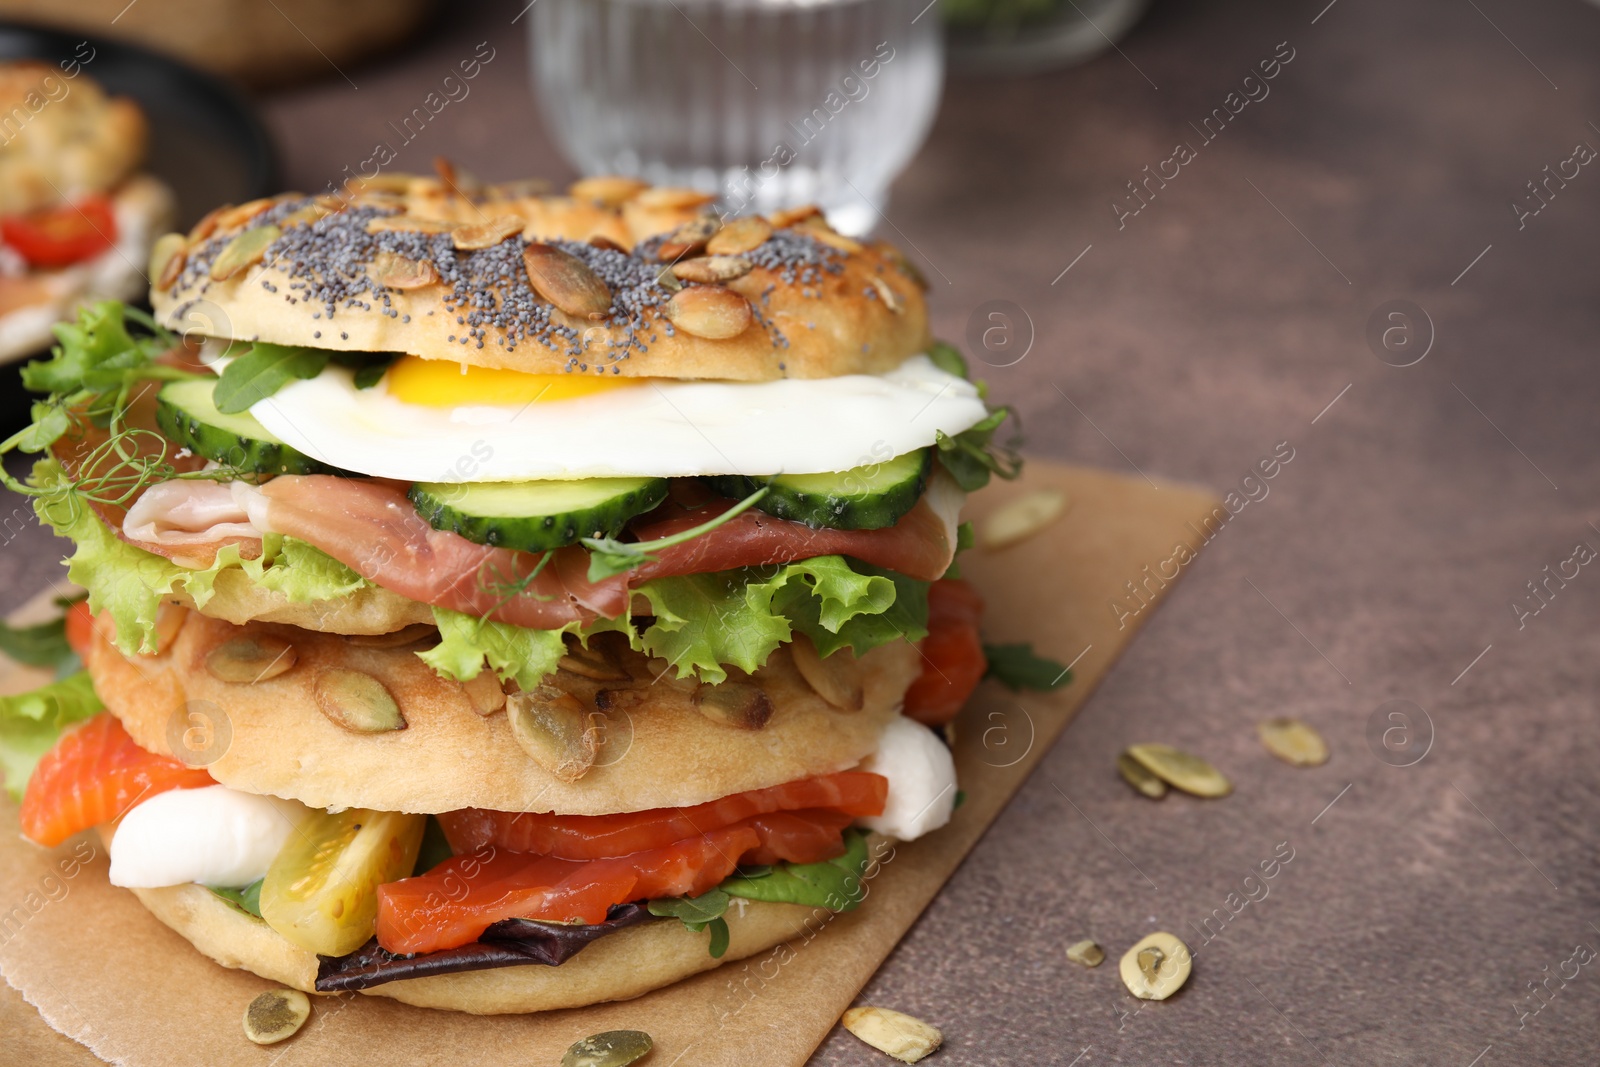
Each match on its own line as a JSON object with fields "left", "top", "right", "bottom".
{"left": 149, "top": 174, "right": 931, "bottom": 381}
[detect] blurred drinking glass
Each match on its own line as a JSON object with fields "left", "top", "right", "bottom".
{"left": 529, "top": 0, "right": 944, "bottom": 236}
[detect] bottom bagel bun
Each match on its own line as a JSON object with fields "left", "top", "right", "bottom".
{"left": 125, "top": 873, "right": 822, "bottom": 1015}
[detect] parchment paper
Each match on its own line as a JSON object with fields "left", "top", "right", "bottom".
{"left": 0, "top": 460, "right": 1221, "bottom": 1066}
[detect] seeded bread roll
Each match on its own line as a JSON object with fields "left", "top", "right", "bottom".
{"left": 88, "top": 611, "right": 918, "bottom": 815}
{"left": 148, "top": 175, "right": 931, "bottom": 381}
{"left": 123, "top": 874, "right": 824, "bottom": 1014}
{"left": 0, "top": 61, "right": 148, "bottom": 216}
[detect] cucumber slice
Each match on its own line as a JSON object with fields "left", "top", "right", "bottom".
{"left": 156, "top": 378, "right": 330, "bottom": 475}
{"left": 703, "top": 448, "right": 931, "bottom": 530}
{"left": 409, "top": 477, "right": 670, "bottom": 552}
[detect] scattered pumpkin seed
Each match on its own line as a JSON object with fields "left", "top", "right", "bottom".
{"left": 569, "top": 175, "right": 649, "bottom": 206}
{"left": 1119, "top": 932, "right": 1192, "bottom": 1000}
{"left": 633, "top": 186, "right": 713, "bottom": 212}
{"left": 242, "top": 988, "right": 310, "bottom": 1045}
{"left": 461, "top": 671, "right": 508, "bottom": 715}
{"left": 215, "top": 197, "right": 277, "bottom": 231}
{"left": 982, "top": 489, "right": 1068, "bottom": 550}
{"left": 588, "top": 234, "right": 628, "bottom": 253}
{"left": 1126, "top": 743, "right": 1232, "bottom": 798}
{"left": 789, "top": 637, "right": 863, "bottom": 712}
{"left": 508, "top": 686, "right": 600, "bottom": 780}
{"left": 692, "top": 680, "right": 773, "bottom": 729}
{"left": 1117, "top": 751, "right": 1168, "bottom": 799}
{"left": 188, "top": 204, "right": 226, "bottom": 241}
{"left": 666, "top": 285, "right": 752, "bottom": 339}
{"left": 345, "top": 624, "right": 436, "bottom": 649}
{"left": 313, "top": 669, "right": 405, "bottom": 733}
{"left": 841, "top": 1006, "right": 943, "bottom": 1064}
{"left": 451, "top": 215, "right": 525, "bottom": 251}
{"left": 149, "top": 233, "right": 186, "bottom": 291}
{"left": 561, "top": 1029, "right": 652, "bottom": 1067}
{"left": 523, "top": 242, "right": 613, "bottom": 320}
{"left": 368, "top": 250, "right": 439, "bottom": 290}
{"left": 656, "top": 216, "right": 722, "bottom": 261}
{"left": 672, "top": 254, "right": 752, "bottom": 284}
{"left": 796, "top": 216, "right": 863, "bottom": 254}
{"left": 364, "top": 215, "right": 455, "bottom": 234}
{"left": 706, "top": 215, "right": 773, "bottom": 256}
{"left": 1066, "top": 939, "right": 1105, "bottom": 967}
{"left": 1257, "top": 717, "right": 1329, "bottom": 767}
{"left": 209, "top": 225, "right": 280, "bottom": 281}
{"left": 205, "top": 635, "right": 297, "bottom": 684}
{"left": 770, "top": 205, "right": 822, "bottom": 228}
{"left": 867, "top": 274, "right": 904, "bottom": 314}
{"left": 558, "top": 638, "right": 630, "bottom": 681}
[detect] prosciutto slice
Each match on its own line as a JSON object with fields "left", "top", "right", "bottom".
{"left": 257, "top": 473, "right": 959, "bottom": 629}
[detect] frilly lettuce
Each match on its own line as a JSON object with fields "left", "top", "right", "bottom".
{"left": 31, "top": 458, "right": 371, "bottom": 656}
{"left": 0, "top": 671, "right": 102, "bottom": 799}
{"left": 419, "top": 608, "right": 571, "bottom": 693}
{"left": 632, "top": 556, "right": 926, "bottom": 685}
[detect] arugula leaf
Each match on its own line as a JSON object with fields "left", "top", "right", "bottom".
{"left": 648, "top": 888, "right": 732, "bottom": 958}
{"left": 582, "top": 486, "right": 769, "bottom": 582}
{"left": 926, "top": 340, "right": 969, "bottom": 379}
{"left": 418, "top": 607, "right": 570, "bottom": 692}
{"left": 0, "top": 671, "right": 103, "bottom": 799}
{"left": 208, "top": 878, "right": 264, "bottom": 918}
{"left": 983, "top": 642, "right": 1071, "bottom": 691}
{"left": 353, "top": 358, "right": 396, "bottom": 389}
{"left": 721, "top": 830, "right": 871, "bottom": 912}
{"left": 935, "top": 406, "right": 1023, "bottom": 492}
{"left": 0, "top": 616, "right": 73, "bottom": 670}
{"left": 213, "top": 343, "right": 330, "bottom": 414}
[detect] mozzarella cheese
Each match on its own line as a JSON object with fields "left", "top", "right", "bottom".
{"left": 210, "top": 348, "right": 988, "bottom": 482}
{"left": 108, "top": 784, "right": 307, "bottom": 889}
{"left": 858, "top": 715, "right": 958, "bottom": 842}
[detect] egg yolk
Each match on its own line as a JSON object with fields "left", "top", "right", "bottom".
{"left": 383, "top": 356, "right": 639, "bottom": 407}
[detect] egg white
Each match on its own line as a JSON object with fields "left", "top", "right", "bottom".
{"left": 226, "top": 351, "right": 988, "bottom": 482}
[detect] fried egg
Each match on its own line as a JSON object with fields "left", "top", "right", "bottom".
{"left": 219, "top": 349, "right": 988, "bottom": 482}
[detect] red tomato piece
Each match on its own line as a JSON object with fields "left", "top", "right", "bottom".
{"left": 1, "top": 196, "right": 118, "bottom": 269}
{"left": 63, "top": 601, "right": 95, "bottom": 658}
{"left": 437, "top": 771, "right": 887, "bottom": 859}
{"left": 902, "top": 578, "right": 988, "bottom": 727}
{"left": 19, "top": 712, "right": 213, "bottom": 847}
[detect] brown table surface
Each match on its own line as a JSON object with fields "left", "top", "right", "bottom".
{"left": 4, "top": 1, "right": 1599, "bottom": 1063}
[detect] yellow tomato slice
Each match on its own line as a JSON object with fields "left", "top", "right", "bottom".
{"left": 259, "top": 808, "right": 425, "bottom": 957}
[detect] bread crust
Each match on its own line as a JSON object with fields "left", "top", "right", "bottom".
{"left": 126, "top": 878, "right": 822, "bottom": 1014}
{"left": 89, "top": 612, "right": 917, "bottom": 814}
{"left": 0, "top": 61, "right": 147, "bottom": 216}
{"left": 148, "top": 176, "right": 929, "bottom": 381}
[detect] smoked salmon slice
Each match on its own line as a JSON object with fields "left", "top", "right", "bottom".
{"left": 19, "top": 712, "right": 213, "bottom": 847}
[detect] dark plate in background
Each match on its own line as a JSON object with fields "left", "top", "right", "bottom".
{"left": 0, "top": 22, "right": 279, "bottom": 433}
{"left": 0, "top": 21, "right": 278, "bottom": 228}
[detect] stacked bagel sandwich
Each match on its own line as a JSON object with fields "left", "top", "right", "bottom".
{"left": 3, "top": 171, "right": 1027, "bottom": 1014}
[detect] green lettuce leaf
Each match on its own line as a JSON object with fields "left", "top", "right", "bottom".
{"left": 19, "top": 300, "right": 170, "bottom": 398}
{"left": 418, "top": 607, "right": 571, "bottom": 692}
{"left": 208, "top": 878, "right": 264, "bottom": 918}
{"left": 30, "top": 459, "right": 371, "bottom": 655}
{"left": 720, "top": 830, "right": 870, "bottom": 912}
{"left": 0, "top": 671, "right": 103, "bottom": 799}
{"left": 632, "top": 556, "right": 919, "bottom": 684}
